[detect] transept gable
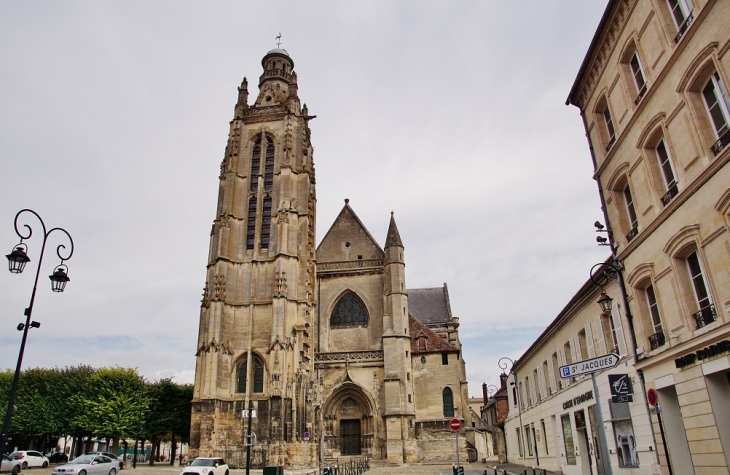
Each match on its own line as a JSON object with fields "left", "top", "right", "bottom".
{"left": 408, "top": 315, "right": 458, "bottom": 354}
{"left": 316, "top": 199, "right": 385, "bottom": 263}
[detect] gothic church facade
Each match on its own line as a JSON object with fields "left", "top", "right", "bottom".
{"left": 190, "top": 48, "right": 470, "bottom": 468}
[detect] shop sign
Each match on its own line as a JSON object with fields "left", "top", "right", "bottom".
{"left": 674, "top": 340, "right": 730, "bottom": 369}
{"left": 562, "top": 390, "right": 593, "bottom": 410}
{"left": 608, "top": 374, "right": 633, "bottom": 403}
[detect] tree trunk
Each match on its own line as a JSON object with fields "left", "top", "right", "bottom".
{"left": 169, "top": 433, "right": 177, "bottom": 465}
{"left": 122, "top": 440, "right": 128, "bottom": 461}
{"left": 148, "top": 436, "right": 156, "bottom": 465}
{"left": 112, "top": 437, "right": 119, "bottom": 455}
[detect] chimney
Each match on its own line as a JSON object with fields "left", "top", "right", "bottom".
{"left": 482, "top": 382, "right": 488, "bottom": 403}
{"left": 499, "top": 373, "right": 508, "bottom": 391}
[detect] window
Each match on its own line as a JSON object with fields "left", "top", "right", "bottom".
{"left": 646, "top": 285, "right": 666, "bottom": 349}
{"left": 702, "top": 72, "right": 730, "bottom": 155}
{"left": 610, "top": 401, "right": 639, "bottom": 467}
{"left": 330, "top": 291, "right": 368, "bottom": 327}
{"left": 623, "top": 185, "right": 639, "bottom": 241}
{"left": 600, "top": 313, "right": 618, "bottom": 353}
{"left": 656, "top": 140, "right": 679, "bottom": 204}
{"left": 442, "top": 387, "right": 454, "bottom": 417}
{"left": 418, "top": 336, "right": 426, "bottom": 352}
{"left": 667, "top": 0, "right": 693, "bottom": 42}
{"left": 578, "top": 330, "right": 588, "bottom": 361}
{"left": 561, "top": 415, "right": 576, "bottom": 465}
{"left": 442, "top": 353, "right": 449, "bottom": 365}
{"left": 687, "top": 251, "right": 716, "bottom": 327}
{"left": 516, "top": 428, "right": 524, "bottom": 457}
{"left": 541, "top": 419, "right": 548, "bottom": 454}
{"left": 238, "top": 354, "right": 264, "bottom": 393}
{"left": 264, "top": 144, "right": 274, "bottom": 191}
{"left": 260, "top": 196, "right": 272, "bottom": 247}
{"left": 603, "top": 104, "right": 616, "bottom": 151}
{"left": 250, "top": 145, "right": 261, "bottom": 192}
{"left": 526, "top": 425, "right": 533, "bottom": 456}
{"left": 246, "top": 197, "right": 257, "bottom": 249}
{"left": 629, "top": 52, "right": 647, "bottom": 104}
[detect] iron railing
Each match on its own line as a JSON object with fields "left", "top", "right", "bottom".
{"left": 606, "top": 136, "right": 616, "bottom": 153}
{"left": 648, "top": 330, "right": 666, "bottom": 350}
{"left": 693, "top": 304, "right": 717, "bottom": 329}
{"left": 322, "top": 457, "right": 370, "bottom": 475}
{"left": 626, "top": 226, "right": 639, "bottom": 242}
{"left": 634, "top": 84, "right": 647, "bottom": 105}
{"left": 661, "top": 183, "right": 679, "bottom": 205}
{"left": 674, "top": 12, "right": 694, "bottom": 43}
{"left": 711, "top": 130, "right": 730, "bottom": 156}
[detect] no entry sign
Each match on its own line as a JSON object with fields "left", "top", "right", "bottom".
{"left": 647, "top": 388, "right": 658, "bottom": 407}
{"left": 449, "top": 418, "right": 462, "bottom": 431}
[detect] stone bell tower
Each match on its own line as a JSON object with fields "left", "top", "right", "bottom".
{"left": 190, "top": 48, "right": 318, "bottom": 466}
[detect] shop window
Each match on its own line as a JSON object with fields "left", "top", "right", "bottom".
{"left": 610, "top": 401, "right": 639, "bottom": 467}
{"left": 561, "top": 414, "right": 576, "bottom": 465}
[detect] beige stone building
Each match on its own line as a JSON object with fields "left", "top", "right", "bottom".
{"left": 503, "top": 273, "right": 659, "bottom": 475}
{"left": 567, "top": 0, "right": 730, "bottom": 474}
{"left": 190, "top": 48, "right": 470, "bottom": 468}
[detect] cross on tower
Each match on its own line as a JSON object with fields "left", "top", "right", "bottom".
{"left": 275, "top": 33, "right": 282, "bottom": 48}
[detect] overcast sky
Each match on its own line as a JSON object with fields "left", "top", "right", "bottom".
{"left": 0, "top": 1, "right": 610, "bottom": 398}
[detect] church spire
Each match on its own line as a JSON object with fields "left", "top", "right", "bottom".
{"left": 385, "top": 211, "right": 403, "bottom": 248}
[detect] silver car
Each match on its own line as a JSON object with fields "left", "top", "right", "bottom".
{"left": 51, "top": 455, "right": 117, "bottom": 475}
{"left": 0, "top": 455, "right": 22, "bottom": 475}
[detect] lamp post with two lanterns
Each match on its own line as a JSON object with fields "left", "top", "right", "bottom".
{"left": 1, "top": 209, "right": 74, "bottom": 458}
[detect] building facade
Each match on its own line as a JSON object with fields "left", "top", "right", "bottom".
{"left": 568, "top": 1, "right": 730, "bottom": 474}
{"left": 190, "top": 48, "right": 470, "bottom": 468}
{"left": 503, "top": 275, "right": 659, "bottom": 475}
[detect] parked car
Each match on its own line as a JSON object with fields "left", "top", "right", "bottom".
{"left": 86, "top": 453, "right": 122, "bottom": 471}
{"left": 51, "top": 455, "right": 117, "bottom": 475}
{"left": 0, "top": 455, "right": 22, "bottom": 475}
{"left": 45, "top": 453, "right": 68, "bottom": 464}
{"left": 180, "top": 458, "right": 228, "bottom": 475}
{"left": 8, "top": 451, "right": 48, "bottom": 469}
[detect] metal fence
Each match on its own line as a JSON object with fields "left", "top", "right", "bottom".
{"left": 322, "top": 457, "right": 369, "bottom": 475}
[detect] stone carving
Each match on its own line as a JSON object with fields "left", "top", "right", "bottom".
{"left": 212, "top": 274, "right": 226, "bottom": 302}
{"left": 318, "top": 259, "right": 383, "bottom": 271}
{"left": 314, "top": 351, "right": 384, "bottom": 362}
{"left": 196, "top": 338, "right": 233, "bottom": 356}
{"left": 275, "top": 272, "right": 287, "bottom": 298}
{"left": 201, "top": 282, "right": 209, "bottom": 308}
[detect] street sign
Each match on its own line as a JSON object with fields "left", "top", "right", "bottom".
{"left": 242, "top": 410, "right": 257, "bottom": 418}
{"left": 608, "top": 374, "right": 633, "bottom": 403}
{"left": 647, "top": 388, "right": 658, "bottom": 407}
{"left": 649, "top": 405, "right": 661, "bottom": 414}
{"left": 559, "top": 353, "right": 620, "bottom": 378}
{"left": 304, "top": 431, "right": 310, "bottom": 441}
{"left": 449, "top": 418, "right": 462, "bottom": 431}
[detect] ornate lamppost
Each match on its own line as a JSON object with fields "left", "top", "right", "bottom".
{"left": 2, "top": 209, "right": 74, "bottom": 457}
{"left": 498, "top": 357, "right": 525, "bottom": 462}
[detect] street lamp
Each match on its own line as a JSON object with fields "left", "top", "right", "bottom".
{"left": 133, "top": 389, "right": 141, "bottom": 468}
{"left": 498, "top": 357, "right": 525, "bottom": 462}
{"left": 1, "top": 209, "right": 74, "bottom": 458}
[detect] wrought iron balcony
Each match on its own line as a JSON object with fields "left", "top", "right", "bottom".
{"left": 634, "top": 84, "right": 647, "bottom": 105}
{"left": 674, "top": 12, "right": 694, "bottom": 43}
{"left": 661, "top": 183, "right": 679, "bottom": 205}
{"left": 711, "top": 130, "right": 730, "bottom": 156}
{"left": 626, "top": 226, "right": 639, "bottom": 242}
{"left": 606, "top": 136, "right": 616, "bottom": 153}
{"left": 648, "top": 330, "right": 666, "bottom": 350}
{"left": 693, "top": 304, "right": 717, "bottom": 329}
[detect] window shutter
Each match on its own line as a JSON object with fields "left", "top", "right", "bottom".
{"left": 612, "top": 304, "right": 628, "bottom": 356}
{"left": 557, "top": 347, "right": 568, "bottom": 387}
{"left": 537, "top": 364, "right": 546, "bottom": 399}
{"left": 529, "top": 377, "right": 537, "bottom": 406}
{"left": 595, "top": 316, "right": 607, "bottom": 355}
{"left": 585, "top": 323, "right": 595, "bottom": 358}
{"left": 571, "top": 335, "right": 579, "bottom": 362}
{"left": 547, "top": 357, "right": 557, "bottom": 394}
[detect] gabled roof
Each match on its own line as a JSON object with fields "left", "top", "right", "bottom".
{"left": 316, "top": 199, "right": 384, "bottom": 263}
{"left": 409, "top": 315, "right": 458, "bottom": 354}
{"left": 407, "top": 284, "right": 452, "bottom": 325}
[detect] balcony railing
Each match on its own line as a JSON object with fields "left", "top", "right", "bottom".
{"left": 661, "top": 183, "right": 679, "bottom": 205}
{"left": 606, "top": 136, "right": 616, "bottom": 153}
{"left": 634, "top": 84, "right": 647, "bottom": 105}
{"left": 674, "top": 12, "right": 694, "bottom": 43}
{"left": 648, "top": 330, "right": 666, "bottom": 350}
{"left": 711, "top": 130, "right": 730, "bottom": 156}
{"left": 693, "top": 304, "right": 717, "bottom": 329}
{"left": 626, "top": 226, "right": 639, "bottom": 242}
{"left": 259, "top": 68, "right": 293, "bottom": 83}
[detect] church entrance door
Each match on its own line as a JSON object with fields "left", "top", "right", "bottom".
{"left": 340, "top": 419, "right": 361, "bottom": 455}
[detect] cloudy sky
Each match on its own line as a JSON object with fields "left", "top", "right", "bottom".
{"left": 0, "top": 1, "right": 610, "bottom": 397}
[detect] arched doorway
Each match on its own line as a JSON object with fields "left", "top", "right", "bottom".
{"left": 323, "top": 383, "right": 377, "bottom": 458}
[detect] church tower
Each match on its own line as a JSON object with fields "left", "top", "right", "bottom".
{"left": 190, "top": 48, "right": 318, "bottom": 465}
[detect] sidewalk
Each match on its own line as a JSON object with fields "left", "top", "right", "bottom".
{"left": 486, "top": 462, "right": 561, "bottom": 475}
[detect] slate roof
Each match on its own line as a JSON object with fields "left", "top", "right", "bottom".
{"left": 409, "top": 315, "right": 458, "bottom": 354}
{"left": 407, "top": 284, "right": 452, "bottom": 325}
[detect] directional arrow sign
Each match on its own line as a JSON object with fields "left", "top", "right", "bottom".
{"left": 559, "top": 353, "right": 620, "bottom": 378}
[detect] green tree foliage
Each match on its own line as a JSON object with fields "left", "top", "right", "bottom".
{"left": 0, "top": 366, "right": 191, "bottom": 451}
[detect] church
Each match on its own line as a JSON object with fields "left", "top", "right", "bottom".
{"left": 190, "top": 47, "right": 471, "bottom": 468}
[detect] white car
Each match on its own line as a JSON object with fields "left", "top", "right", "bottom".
{"left": 9, "top": 451, "right": 48, "bottom": 469}
{"left": 0, "top": 455, "right": 22, "bottom": 475}
{"left": 180, "top": 457, "right": 229, "bottom": 475}
{"left": 51, "top": 455, "right": 117, "bottom": 475}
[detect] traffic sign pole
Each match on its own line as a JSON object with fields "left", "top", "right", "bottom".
{"left": 591, "top": 373, "right": 613, "bottom": 475}
{"left": 449, "top": 418, "right": 462, "bottom": 473}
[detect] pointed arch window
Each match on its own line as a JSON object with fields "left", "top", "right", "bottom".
{"left": 442, "top": 387, "right": 454, "bottom": 418}
{"left": 238, "top": 354, "right": 265, "bottom": 393}
{"left": 264, "top": 144, "right": 275, "bottom": 191}
{"left": 330, "top": 292, "right": 369, "bottom": 327}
